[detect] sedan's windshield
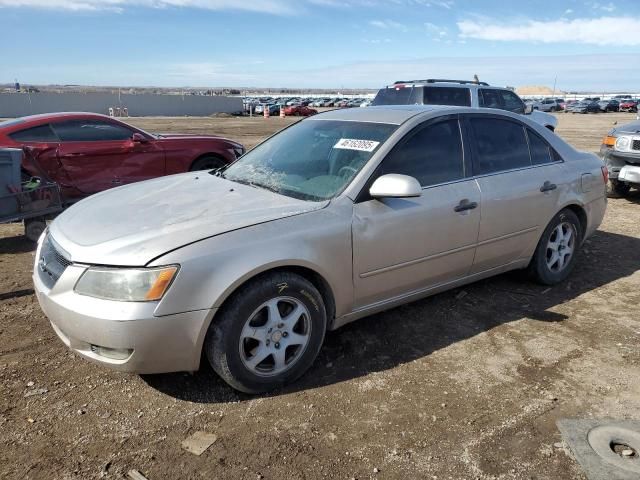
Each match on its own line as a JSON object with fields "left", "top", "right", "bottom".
{"left": 222, "top": 119, "right": 398, "bottom": 201}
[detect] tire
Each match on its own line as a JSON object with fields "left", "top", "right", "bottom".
{"left": 190, "top": 155, "right": 226, "bottom": 172}
{"left": 24, "top": 218, "right": 47, "bottom": 243}
{"left": 527, "top": 209, "right": 582, "bottom": 286}
{"left": 205, "top": 271, "right": 327, "bottom": 394}
{"left": 607, "top": 179, "right": 631, "bottom": 198}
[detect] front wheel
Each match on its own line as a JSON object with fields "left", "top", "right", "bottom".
{"left": 527, "top": 209, "right": 582, "bottom": 285}
{"left": 190, "top": 155, "right": 226, "bottom": 171}
{"left": 205, "top": 272, "right": 327, "bottom": 393}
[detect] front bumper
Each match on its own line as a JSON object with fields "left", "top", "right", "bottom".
{"left": 601, "top": 148, "right": 640, "bottom": 181}
{"left": 618, "top": 165, "right": 640, "bottom": 185}
{"left": 33, "top": 243, "right": 215, "bottom": 374}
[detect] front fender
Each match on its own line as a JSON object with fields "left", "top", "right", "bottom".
{"left": 150, "top": 206, "right": 354, "bottom": 321}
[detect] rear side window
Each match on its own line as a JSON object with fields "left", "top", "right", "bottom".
{"left": 9, "top": 124, "right": 59, "bottom": 142}
{"left": 527, "top": 129, "right": 553, "bottom": 165}
{"left": 372, "top": 86, "right": 416, "bottom": 106}
{"left": 380, "top": 118, "right": 465, "bottom": 186}
{"left": 470, "top": 117, "right": 531, "bottom": 174}
{"left": 51, "top": 120, "right": 133, "bottom": 141}
{"left": 422, "top": 87, "right": 471, "bottom": 107}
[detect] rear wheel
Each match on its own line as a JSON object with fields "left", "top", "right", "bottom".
{"left": 528, "top": 209, "right": 582, "bottom": 285}
{"left": 190, "top": 155, "right": 226, "bottom": 172}
{"left": 607, "top": 179, "right": 631, "bottom": 198}
{"left": 205, "top": 272, "right": 327, "bottom": 393}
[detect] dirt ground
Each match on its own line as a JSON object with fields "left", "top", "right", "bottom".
{"left": 1, "top": 112, "right": 639, "bottom": 480}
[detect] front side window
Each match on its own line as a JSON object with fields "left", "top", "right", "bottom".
{"left": 422, "top": 87, "right": 471, "bottom": 107}
{"left": 51, "top": 120, "right": 134, "bottom": 142}
{"left": 479, "top": 89, "right": 503, "bottom": 109}
{"left": 470, "top": 117, "right": 531, "bottom": 174}
{"left": 223, "top": 119, "right": 397, "bottom": 201}
{"left": 379, "top": 118, "right": 465, "bottom": 186}
{"left": 10, "top": 124, "right": 59, "bottom": 142}
{"left": 499, "top": 91, "right": 526, "bottom": 114}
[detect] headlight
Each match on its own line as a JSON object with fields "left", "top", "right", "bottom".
{"left": 75, "top": 265, "right": 178, "bottom": 302}
{"left": 615, "top": 136, "right": 631, "bottom": 151}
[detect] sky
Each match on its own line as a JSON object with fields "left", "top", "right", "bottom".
{"left": 0, "top": 0, "right": 639, "bottom": 91}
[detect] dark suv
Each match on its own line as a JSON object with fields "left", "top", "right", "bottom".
{"left": 372, "top": 79, "right": 558, "bottom": 131}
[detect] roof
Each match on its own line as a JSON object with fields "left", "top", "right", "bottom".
{"left": 0, "top": 112, "right": 116, "bottom": 131}
{"left": 310, "top": 105, "right": 455, "bottom": 125}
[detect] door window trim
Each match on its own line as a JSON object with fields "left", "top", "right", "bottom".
{"left": 462, "top": 113, "right": 564, "bottom": 179}
{"left": 49, "top": 119, "right": 136, "bottom": 143}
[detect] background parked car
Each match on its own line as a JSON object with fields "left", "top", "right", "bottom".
{"left": 598, "top": 99, "right": 620, "bottom": 112}
{"left": 284, "top": 105, "right": 318, "bottom": 116}
{"left": 371, "top": 78, "right": 558, "bottom": 131}
{"left": 600, "top": 117, "right": 640, "bottom": 197}
{"left": 0, "top": 113, "right": 244, "bottom": 200}
{"left": 537, "top": 98, "right": 564, "bottom": 112}
{"left": 567, "top": 100, "right": 600, "bottom": 114}
{"left": 619, "top": 99, "right": 638, "bottom": 113}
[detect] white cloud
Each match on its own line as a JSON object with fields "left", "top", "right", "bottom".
{"left": 0, "top": 0, "right": 455, "bottom": 13}
{"left": 458, "top": 16, "right": 640, "bottom": 46}
{"left": 369, "top": 19, "right": 407, "bottom": 31}
{"left": 588, "top": 2, "right": 616, "bottom": 12}
{"left": 0, "top": 0, "right": 300, "bottom": 14}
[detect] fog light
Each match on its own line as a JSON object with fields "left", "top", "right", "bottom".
{"left": 90, "top": 344, "right": 132, "bottom": 361}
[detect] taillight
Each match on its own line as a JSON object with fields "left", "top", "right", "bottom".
{"left": 601, "top": 166, "right": 609, "bottom": 184}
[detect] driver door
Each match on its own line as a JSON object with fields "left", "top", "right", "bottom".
{"left": 352, "top": 116, "right": 481, "bottom": 309}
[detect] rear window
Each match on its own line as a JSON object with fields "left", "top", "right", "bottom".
{"left": 372, "top": 86, "right": 416, "bottom": 106}
{"left": 422, "top": 87, "right": 471, "bottom": 107}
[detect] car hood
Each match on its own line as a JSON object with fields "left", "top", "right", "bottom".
{"left": 49, "top": 173, "right": 328, "bottom": 266}
{"left": 615, "top": 121, "right": 640, "bottom": 135}
{"left": 155, "top": 133, "right": 237, "bottom": 143}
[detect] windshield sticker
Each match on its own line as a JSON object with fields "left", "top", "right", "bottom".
{"left": 333, "top": 138, "right": 380, "bottom": 152}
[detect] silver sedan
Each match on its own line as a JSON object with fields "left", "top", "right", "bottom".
{"left": 33, "top": 105, "right": 607, "bottom": 393}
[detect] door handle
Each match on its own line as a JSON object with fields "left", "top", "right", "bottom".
{"left": 65, "top": 152, "right": 86, "bottom": 157}
{"left": 111, "top": 179, "right": 122, "bottom": 184}
{"left": 454, "top": 199, "right": 478, "bottom": 213}
{"left": 540, "top": 181, "right": 557, "bottom": 193}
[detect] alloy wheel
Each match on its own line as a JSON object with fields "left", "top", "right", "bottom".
{"left": 238, "top": 296, "right": 311, "bottom": 377}
{"left": 546, "top": 222, "right": 576, "bottom": 273}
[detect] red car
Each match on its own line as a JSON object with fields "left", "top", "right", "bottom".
{"left": 283, "top": 105, "right": 318, "bottom": 117}
{"left": 619, "top": 100, "right": 638, "bottom": 113}
{"left": 0, "top": 113, "right": 245, "bottom": 200}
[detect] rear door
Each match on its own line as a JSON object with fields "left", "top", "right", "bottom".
{"left": 51, "top": 119, "right": 164, "bottom": 194}
{"left": 352, "top": 115, "right": 481, "bottom": 308}
{"left": 463, "top": 114, "right": 564, "bottom": 274}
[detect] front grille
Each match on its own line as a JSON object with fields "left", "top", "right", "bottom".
{"left": 632, "top": 139, "right": 640, "bottom": 151}
{"left": 38, "top": 234, "right": 72, "bottom": 289}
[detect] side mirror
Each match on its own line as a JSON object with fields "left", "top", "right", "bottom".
{"left": 369, "top": 174, "right": 422, "bottom": 199}
{"left": 132, "top": 133, "right": 149, "bottom": 143}
{"left": 524, "top": 104, "right": 534, "bottom": 114}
